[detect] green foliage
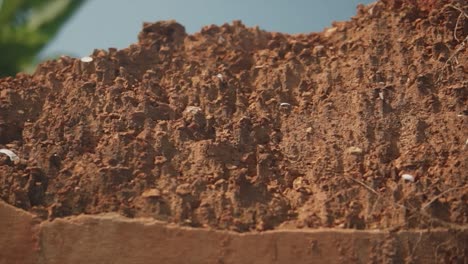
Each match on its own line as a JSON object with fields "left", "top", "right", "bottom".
{"left": 0, "top": 0, "right": 86, "bottom": 77}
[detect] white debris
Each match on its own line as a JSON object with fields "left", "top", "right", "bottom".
{"left": 216, "top": 73, "right": 223, "bottom": 81}
{"left": 378, "top": 91, "right": 384, "bottom": 100}
{"left": 184, "top": 106, "right": 202, "bottom": 114}
{"left": 80, "top": 56, "right": 93, "bottom": 63}
{"left": 279, "top": 102, "right": 291, "bottom": 107}
{"left": 0, "top": 149, "right": 19, "bottom": 162}
{"left": 401, "top": 174, "right": 415, "bottom": 182}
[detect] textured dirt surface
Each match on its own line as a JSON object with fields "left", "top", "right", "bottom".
{"left": 0, "top": 0, "right": 467, "bottom": 239}
{"left": 2, "top": 201, "right": 466, "bottom": 264}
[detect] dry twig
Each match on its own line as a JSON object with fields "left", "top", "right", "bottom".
{"left": 344, "top": 176, "right": 380, "bottom": 196}
{"left": 421, "top": 186, "right": 465, "bottom": 210}
{"left": 436, "top": 4, "right": 468, "bottom": 82}
{"left": 344, "top": 176, "right": 466, "bottom": 229}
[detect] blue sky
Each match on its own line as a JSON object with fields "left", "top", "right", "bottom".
{"left": 41, "top": 0, "right": 375, "bottom": 58}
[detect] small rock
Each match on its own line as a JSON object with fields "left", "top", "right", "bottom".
{"left": 142, "top": 188, "right": 161, "bottom": 198}
{"left": 324, "top": 27, "right": 337, "bottom": 37}
{"left": 293, "top": 177, "right": 311, "bottom": 194}
{"left": 306, "top": 127, "right": 313, "bottom": 134}
{"left": 80, "top": 56, "right": 93, "bottom": 63}
{"left": 313, "top": 45, "right": 326, "bottom": 57}
{"left": 184, "top": 106, "right": 202, "bottom": 114}
{"left": 176, "top": 183, "right": 191, "bottom": 196}
{"left": 0, "top": 149, "right": 19, "bottom": 162}
{"left": 214, "top": 179, "right": 226, "bottom": 187}
{"left": 401, "top": 174, "right": 415, "bottom": 182}
{"left": 346, "top": 147, "right": 363, "bottom": 155}
{"left": 154, "top": 156, "right": 168, "bottom": 165}
{"left": 293, "top": 177, "right": 305, "bottom": 191}
{"left": 378, "top": 91, "right": 384, "bottom": 100}
{"left": 226, "top": 165, "right": 238, "bottom": 170}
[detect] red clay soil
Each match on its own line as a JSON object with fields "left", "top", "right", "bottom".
{"left": 0, "top": 0, "right": 466, "bottom": 238}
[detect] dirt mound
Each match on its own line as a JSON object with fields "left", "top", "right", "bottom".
{"left": 0, "top": 0, "right": 466, "bottom": 234}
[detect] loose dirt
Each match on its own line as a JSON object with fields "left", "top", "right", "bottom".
{"left": 0, "top": 0, "right": 466, "bottom": 241}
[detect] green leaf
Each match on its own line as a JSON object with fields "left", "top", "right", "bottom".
{"left": 0, "top": 0, "right": 86, "bottom": 77}
{"left": 0, "top": 0, "right": 26, "bottom": 24}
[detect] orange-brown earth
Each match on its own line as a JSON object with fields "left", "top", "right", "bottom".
{"left": 0, "top": 0, "right": 466, "bottom": 247}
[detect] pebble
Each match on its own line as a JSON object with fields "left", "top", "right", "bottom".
{"left": 378, "top": 91, "right": 384, "bottom": 100}
{"left": 313, "top": 45, "right": 325, "bottom": 54}
{"left": 293, "top": 177, "right": 311, "bottom": 194}
{"left": 401, "top": 174, "right": 415, "bottom": 182}
{"left": 80, "top": 56, "right": 93, "bottom": 63}
{"left": 324, "top": 27, "right": 337, "bottom": 37}
{"left": 347, "top": 146, "right": 363, "bottom": 154}
{"left": 142, "top": 189, "right": 161, "bottom": 198}
{"left": 0, "top": 149, "right": 19, "bottom": 162}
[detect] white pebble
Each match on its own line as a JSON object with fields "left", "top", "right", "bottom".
{"left": 0, "top": 149, "right": 19, "bottom": 162}
{"left": 216, "top": 73, "right": 223, "bottom": 81}
{"left": 401, "top": 174, "right": 415, "bottom": 182}
{"left": 80, "top": 56, "right": 93, "bottom": 63}
{"left": 279, "top": 102, "right": 291, "bottom": 107}
{"left": 378, "top": 91, "right": 384, "bottom": 100}
{"left": 185, "top": 106, "right": 202, "bottom": 114}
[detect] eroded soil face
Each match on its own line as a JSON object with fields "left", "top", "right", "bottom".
{"left": 0, "top": 0, "right": 466, "bottom": 232}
